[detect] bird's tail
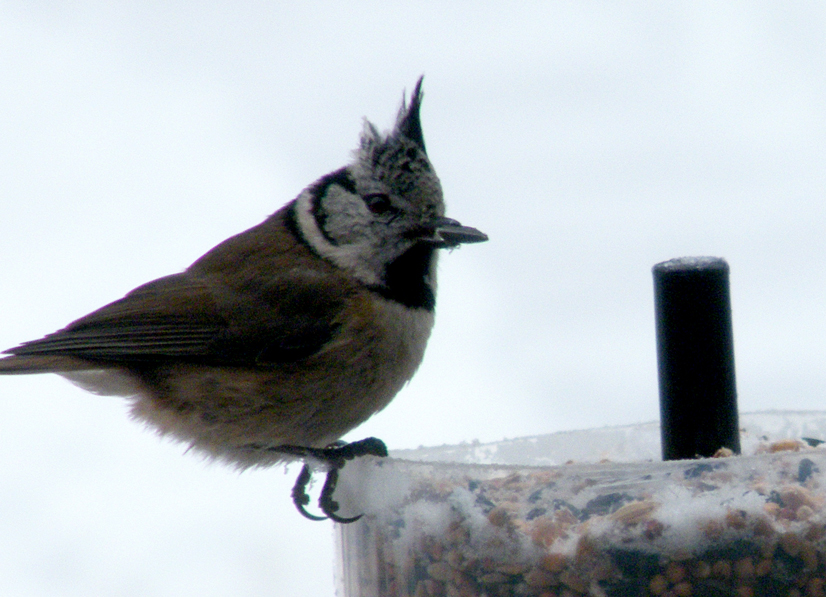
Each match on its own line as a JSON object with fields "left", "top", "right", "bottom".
{"left": 0, "top": 354, "right": 97, "bottom": 374}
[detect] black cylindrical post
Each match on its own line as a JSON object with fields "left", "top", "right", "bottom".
{"left": 653, "top": 257, "right": 740, "bottom": 460}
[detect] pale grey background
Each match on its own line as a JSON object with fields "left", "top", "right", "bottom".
{"left": 1, "top": 2, "right": 826, "bottom": 595}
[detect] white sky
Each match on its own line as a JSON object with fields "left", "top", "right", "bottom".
{"left": 2, "top": 2, "right": 826, "bottom": 595}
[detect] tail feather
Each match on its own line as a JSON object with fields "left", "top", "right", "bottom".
{"left": 0, "top": 355, "right": 100, "bottom": 374}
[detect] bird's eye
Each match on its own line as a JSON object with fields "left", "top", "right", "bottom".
{"left": 363, "top": 193, "right": 394, "bottom": 215}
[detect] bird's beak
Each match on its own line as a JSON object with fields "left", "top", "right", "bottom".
{"left": 422, "top": 216, "right": 489, "bottom": 248}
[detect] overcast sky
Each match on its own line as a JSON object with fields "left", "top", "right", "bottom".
{"left": 2, "top": 2, "right": 826, "bottom": 595}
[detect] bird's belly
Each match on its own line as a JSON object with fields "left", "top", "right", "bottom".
{"left": 129, "top": 297, "right": 434, "bottom": 467}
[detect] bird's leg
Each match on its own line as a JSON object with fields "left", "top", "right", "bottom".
{"left": 267, "top": 437, "right": 388, "bottom": 523}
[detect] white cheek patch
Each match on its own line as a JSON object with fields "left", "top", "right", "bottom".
{"left": 295, "top": 189, "right": 335, "bottom": 252}
{"left": 294, "top": 189, "right": 382, "bottom": 287}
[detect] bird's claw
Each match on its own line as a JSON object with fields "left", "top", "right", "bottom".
{"left": 280, "top": 437, "right": 388, "bottom": 523}
{"left": 290, "top": 464, "right": 328, "bottom": 522}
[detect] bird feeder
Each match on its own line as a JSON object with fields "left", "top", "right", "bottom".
{"left": 334, "top": 258, "right": 826, "bottom": 596}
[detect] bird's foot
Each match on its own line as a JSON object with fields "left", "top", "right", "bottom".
{"left": 271, "top": 437, "right": 388, "bottom": 523}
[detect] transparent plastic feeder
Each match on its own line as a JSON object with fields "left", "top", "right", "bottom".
{"left": 334, "top": 411, "right": 826, "bottom": 597}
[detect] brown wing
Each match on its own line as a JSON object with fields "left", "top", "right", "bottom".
{"left": 2, "top": 274, "right": 224, "bottom": 363}
{"left": 0, "top": 270, "right": 348, "bottom": 369}
{"left": 0, "top": 206, "right": 353, "bottom": 372}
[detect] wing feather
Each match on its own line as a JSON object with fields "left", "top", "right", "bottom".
{"left": 4, "top": 274, "right": 224, "bottom": 362}
{"left": 2, "top": 269, "right": 349, "bottom": 367}
{"left": 0, "top": 208, "right": 354, "bottom": 371}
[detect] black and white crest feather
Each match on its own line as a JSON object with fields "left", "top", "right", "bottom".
{"left": 396, "top": 77, "right": 426, "bottom": 154}
{"left": 360, "top": 76, "right": 428, "bottom": 160}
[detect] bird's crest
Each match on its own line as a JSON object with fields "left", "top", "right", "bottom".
{"left": 359, "top": 76, "right": 427, "bottom": 163}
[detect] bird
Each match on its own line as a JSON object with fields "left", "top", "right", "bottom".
{"left": 0, "top": 77, "right": 487, "bottom": 521}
